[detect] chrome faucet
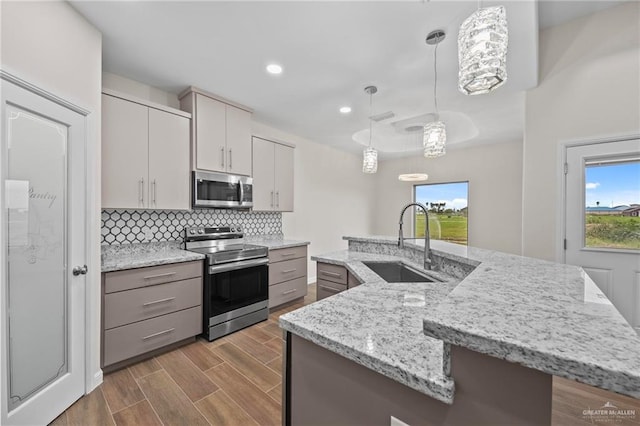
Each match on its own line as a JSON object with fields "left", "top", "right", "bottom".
{"left": 398, "top": 202, "right": 432, "bottom": 270}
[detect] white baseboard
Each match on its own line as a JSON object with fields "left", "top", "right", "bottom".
{"left": 87, "top": 369, "right": 103, "bottom": 393}
{"left": 308, "top": 275, "right": 316, "bottom": 285}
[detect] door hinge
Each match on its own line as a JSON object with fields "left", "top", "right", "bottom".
{"left": 563, "top": 162, "right": 568, "bottom": 175}
{"left": 564, "top": 239, "right": 567, "bottom": 250}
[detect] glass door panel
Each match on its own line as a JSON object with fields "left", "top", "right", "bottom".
{"left": 584, "top": 159, "right": 640, "bottom": 250}
{"left": 6, "top": 105, "right": 68, "bottom": 410}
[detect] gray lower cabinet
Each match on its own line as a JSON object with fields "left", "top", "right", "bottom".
{"left": 269, "top": 246, "right": 308, "bottom": 308}
{"left": 101, "top": 260, "right": 203, "bottom": 369}
{"left": 317, "top": 262, "right": 361, "bottom": 301}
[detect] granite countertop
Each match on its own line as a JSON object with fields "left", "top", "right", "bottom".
{"left": 280, "top": 250, "right": 460, "bottom": 403}
{"left": 279, "top": 236, "right": 640, "bottom": 404}
{"left": 101, "top": 236, "right": 309, "bottom": 273}
{"left": 245, "top": 235, "right": 310, "bottom": 250}
{"left": 101, "top": 241, "right": 205, "bottom": 272}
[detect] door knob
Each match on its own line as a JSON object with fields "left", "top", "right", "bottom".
{"left": 72, "top": 265, "right": 88, "bottom": 276}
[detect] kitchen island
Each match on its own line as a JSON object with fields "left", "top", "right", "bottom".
{"left": 279, "top": 236, "right": 640, "bottom": 425}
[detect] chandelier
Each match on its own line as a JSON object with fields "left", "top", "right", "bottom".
{"left": 424, "top": 30, "right": 446, "bottom": 158}
{"left": 362, "top": 85, "right": 378, "bottom": 173}
{"left": 458, "top": 5, "right": 508, "bottom": 95}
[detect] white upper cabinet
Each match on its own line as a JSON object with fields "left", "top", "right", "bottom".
{"left": 102, "top": 94, "right": 149, "bottom": 209}
{"left": 180, "top": 88, "right": 253, "bottom": 177}
{"left": 148, "top": 108, "right": 190, "bottom": 210}
{"left": 102, "top": 92, "right": 191, "bottom": 210}
{"left": 252, "top": 136, "right": 295, "bottom": 212}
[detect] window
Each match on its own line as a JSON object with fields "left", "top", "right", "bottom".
{"left": 414, "top": 182, "right": 468, "bottom": 245}
{"left": 584, "top": 159, "right": 640, "bottom": 250}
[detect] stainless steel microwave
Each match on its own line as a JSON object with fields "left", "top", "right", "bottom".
{"left": 192, "top": 171, "right": 253, "bottom": 209}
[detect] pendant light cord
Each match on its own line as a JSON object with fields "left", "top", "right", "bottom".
{"left": 433, "top": 39, "right": 439, "bottom": 117}
{"left": 368, "top": 90, "right": 373, "bottom": 148}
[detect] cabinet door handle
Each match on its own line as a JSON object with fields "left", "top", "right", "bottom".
{"left": 143, "top": 272, "right": 176, "bottom": 280}
{"left": 221, "top": 147, "right": 225, "bottom": 168}
{"left": 151, "top": 179, "right": 157, "bottom": 206}
{"left": 281, "top": 269, "right": 297, "bottom": 274}
{"left": 318, "top": 285, "right": 341, "bottom": 294}
{"left": 320, "top": 271, "right": 342, "bottom": 278}
{"left": 143, "top": 297, "right": 176, "bottom": 307}
{"left": 271, "top": 191, "right": 274, "bottom": 208}
{"left": 282, "top": 289, "right": 297, "bottom": 295}
{"left": 276, "top": 191, "right": 280, "bottom": 208}
{"left": 228, "top": 148, "right": 232, "bottom": 169}
{"left": 138, "top": 178, "right": 144, "bottom": 205}
{"left": 142, "top": 328, "right": 175, "bottom": 340}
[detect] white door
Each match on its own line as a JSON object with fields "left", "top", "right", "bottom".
{"left": 1, "top": 78, "right": 87, "bottom": 425}
{"left": 274, "top": 143, "right": 294, "bottom": 212}
{"left": 565, "top": 138, "right": 640, "bottom": 333}
{"left": 252, "top": 137, "right": 275, "bottom": 211}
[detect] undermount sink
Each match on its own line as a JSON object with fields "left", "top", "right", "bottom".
{"left": 362, "top": 261, "right": 440, "bottom": 283}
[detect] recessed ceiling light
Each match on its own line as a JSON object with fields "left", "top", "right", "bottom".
{"left": 339, "top": 106, "right": 352, "bottom": 114}
{"left": 266, "top": 63, "right": 283, "bottom": 75}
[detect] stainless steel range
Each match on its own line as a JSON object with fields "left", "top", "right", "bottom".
{"left": 184, "top": 226, "right": 269, "bottom": 341}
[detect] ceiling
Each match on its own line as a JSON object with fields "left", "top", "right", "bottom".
{"left": 70, "top": 0, "right": 626, "bottom": 158}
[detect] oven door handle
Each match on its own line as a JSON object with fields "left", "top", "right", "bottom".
{"left": 209, "top": 257, "right": 269, "bottom": 274}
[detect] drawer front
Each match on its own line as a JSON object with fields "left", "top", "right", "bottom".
{"left": 269, "top": 277, "right": 308, "bottom": 308}
{"left": 104, "top": 278, "right": 202, "bottom": 330}
{"left": 269, "top": 245, "right": 307, "bottom": 263}
{"left": 104, "top": 306, "right": 202, "bottom": 366}
{"left": 317, "top": 279, "right": 346, "bottom": 301}
{"left": 105, "top": 261, "right": 202, "bottom": 293}
{"left": 269, "top": 257, "right": 307, "bottom": 285}
{"left": 317, "top": 262, "right": 347, "bottom": 285}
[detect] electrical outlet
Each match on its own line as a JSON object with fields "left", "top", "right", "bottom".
{"left": 143, "top": 229, "right": 154, "bottom": 241}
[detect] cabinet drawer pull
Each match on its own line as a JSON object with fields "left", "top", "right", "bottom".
{"left": 318, "top": 285, "right": 341, "bottom": 293}
{"left": 280, "top": 252, "right": 296, "bottom": 257}
{"left": 281, "top": 269, "right": 297, "bottom": 274}
{"left": 320, "top": 271, "right": 342, "bottom": 278}
{"left": 143, "top": 272, "right": 176, "bottom": 280}
{"left": 142, "top": 328, "right": 175, "bottom": 340}
{"left": 282, "top": 289, "right": 297, "bottom": 295}
{"left": 143, "top": 297, "right": 176, "bottom": 307}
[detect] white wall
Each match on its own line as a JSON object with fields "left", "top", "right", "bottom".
{"left": 523, "top": 2, "right": 640, "bottom": 261}
{"left": 103, "top": 72, "right": 180, "bottom": 108}
{"left": 1, "top": 0, "right": 103, "bottom": 392}
{"left": 372, "top": 141, "right": 523, "bottom": 255}
{"left": 252, "top": 123, "right": 376, "bottom": 281}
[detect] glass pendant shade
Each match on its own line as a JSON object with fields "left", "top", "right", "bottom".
{"left": 363, "top": 147, "right": 378, "bottom": 173}
{"left": 458, "top": 5, "right": 508, "bottom": 95}
{"left": 423, "top": 121, "right": 446, "bottom": 158}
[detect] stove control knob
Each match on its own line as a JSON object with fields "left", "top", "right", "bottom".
{"left": 189, "top": 230, "right": 196, "bottom": 234}
{"left": 198, "top": 229, "right": 204, "bottom": 234}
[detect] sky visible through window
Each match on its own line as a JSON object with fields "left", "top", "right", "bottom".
{"left": 415, "top": 182, "right": 468, "bottom": 210}
{"left": 585, "top": 161, "right": 639, "bottom": 207}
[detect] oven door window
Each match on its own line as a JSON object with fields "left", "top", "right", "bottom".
{"left": 197, "top": 179, "right": 239, "bottom": 202}
{"left": 208, "top": 264, "right": 268, "bottom": 316}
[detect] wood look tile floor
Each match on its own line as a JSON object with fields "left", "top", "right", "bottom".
{"left": 50, "top": 283, "right": 640, "bottom": 426}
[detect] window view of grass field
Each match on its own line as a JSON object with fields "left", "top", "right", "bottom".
{"left": 584, "top": 161, "right": 640, "bottom": 250}
{"left": 414, "top": 182, "right": 468, "bottom": 245}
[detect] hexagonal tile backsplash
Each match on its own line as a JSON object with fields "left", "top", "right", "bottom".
{"left": 101, "top": 209, "right": 282, "bottom": 245}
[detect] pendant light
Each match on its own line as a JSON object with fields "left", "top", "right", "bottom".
{"left": 458, "top": 4, "right": 508, "bottom": 95}
{"left": 399, "top": 126, "right": 429, "bottom": 182}
{"left": 424, "top": 30, "right": 446, "bottom": 159}
{"left": 362, "top": 85, "right": 378, "bottom": 174}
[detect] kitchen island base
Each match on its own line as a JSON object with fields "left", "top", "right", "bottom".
{"left": 284, "top": 333, "right": 552, "bottom": 425}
